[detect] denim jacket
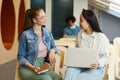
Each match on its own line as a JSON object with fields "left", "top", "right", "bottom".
{"left": 17, "top": 27, "right": 58, "bottom": 65}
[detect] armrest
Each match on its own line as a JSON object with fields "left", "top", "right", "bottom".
{"left": 15, "top": 61, "right": 21, "bottom": 80}
{"left": 54, "top": 54, "right": 61, "bottom": 75}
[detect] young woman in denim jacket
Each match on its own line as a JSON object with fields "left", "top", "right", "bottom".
{"left": 17, "top": 7, "right": 61, "bottom": 80}
{"left": 64, "top": 9, "right": 110, "bottom": 80}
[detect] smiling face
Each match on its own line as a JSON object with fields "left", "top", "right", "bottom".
{"left": 79, "top": 14, "right": 89, "bottom": 30}
{"left": 79, "top": 14, "right": 93, "bottom": 32}
{"left": 33, "top": 9, "right": 47, "bottom": 26}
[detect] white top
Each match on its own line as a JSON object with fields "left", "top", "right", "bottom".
{"left": 70, "top": 25, "right": 76, "bottom": 29}
{"left": 77, "top": 30, "right": 110, "bottom": 67}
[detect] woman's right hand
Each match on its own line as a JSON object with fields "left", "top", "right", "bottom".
{"left": 90, "top": 62, "right": 99, "bottom": 69}
{"left": 33, "top": 66, "right": 40, "bottom": 73}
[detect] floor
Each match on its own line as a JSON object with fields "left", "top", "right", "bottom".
{"left": 0, "top": 59, "right": 16, "bottom": 80}
{"left": 0, "top": 59, "right": 119, "bottom": 80}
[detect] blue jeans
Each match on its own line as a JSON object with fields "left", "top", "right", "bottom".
{"left": 64, "top": 67, "right": 105, "bottom": 80}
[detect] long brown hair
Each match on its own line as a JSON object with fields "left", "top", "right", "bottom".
{"left": 18, "top": 7, "right": 43, "bottom": 39}
{"left": 23, "top": 7, "right": 43, "bottom": 30}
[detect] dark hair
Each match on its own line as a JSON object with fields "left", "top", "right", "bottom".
{"left": 65, "top": 16, "right": 76, "bottom": 23}
{"left": 23, "top": 7, "right": 43, "bottom": 30}
{"left": 82, "top": 9, "right": 102, "bottom": 32}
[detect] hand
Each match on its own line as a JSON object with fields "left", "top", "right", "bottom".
{"left": 33, "top": 66, "right": 40, "bottom": 74}
{"left": 90, "top": 62, "right": 99, "bottom": 69}
{"left": 48, "top": 49, "right": 56, "bottom": 64}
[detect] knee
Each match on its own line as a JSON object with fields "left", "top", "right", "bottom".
{"left": 19, "top": 73, "right": 35, "bottom": 80}
{"left": 44, "top": 75, "right": 53, "bottom": 80}
{"left": 19, "top": 69, "right": 35, "bottom": 80}
{"left": 66, "top": 67, "right": 79, "bottom": 73}
{"left": 36, "top": 74, "right": 53, "bottom": 80}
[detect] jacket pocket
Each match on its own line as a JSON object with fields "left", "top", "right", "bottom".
{"left": 27, "top": 39, "right": 35, "bottom": 52}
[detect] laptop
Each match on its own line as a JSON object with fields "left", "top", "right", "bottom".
{"left": 65, "top": 48, "right": 98, "bottom": 68}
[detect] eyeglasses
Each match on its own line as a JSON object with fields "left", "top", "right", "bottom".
{"left": 36, "top": 15, "right": 47, "bottom": 20}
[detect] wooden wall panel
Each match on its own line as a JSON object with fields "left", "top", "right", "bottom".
{"left": 0, "top": 0, "right": 30, "bottom": 64}
{"left": 18, "top": 0, "right": 25, "bottom": 36}
{"left": 1, "top": 0, "right": 15, "bottom": 50}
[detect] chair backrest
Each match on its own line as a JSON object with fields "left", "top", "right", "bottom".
{"left": 114, "top": 38, "right": 120, "bottom": 79}
{"left": 57, "top": 46, "right": 67, "bottom": 68}
{"left": 57, "top": 46, "right": 67, "bottom": 79}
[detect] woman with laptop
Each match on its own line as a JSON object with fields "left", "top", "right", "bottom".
{"left": 65, "top": 9, "right": 110, "bottom": 80}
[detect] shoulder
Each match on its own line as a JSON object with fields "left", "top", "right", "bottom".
{"left": 20, "top": 30, "right": 28, "bottom": 37}
{"left": 97, "top": 32, "right": 109, "bottom": 43}
{"left": 75, "top": 25, "right": 80, "bottom": 31}
{"left": 97, "top": 33, "right": 108, "bottom": 39}
{"left": 64, "top": 27, "right": 70, "bottom": 32}
{"left": 19, "top": 31, "right": 27, "bottom": 41}
{"left": 75, "top": 25, "right": 80, "bottom": 28}
{"left": 20, "top": 28, "right": 32, "bottom": 38}
{"left": 42, "top": 27, "right": 52, "bottom": 36}
{"left": 42, "top": 27, "right": 50, "bottom": 33}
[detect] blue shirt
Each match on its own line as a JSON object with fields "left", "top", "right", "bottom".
{"left": 17, "top": 27, "right": 58, "bottom": 65}
{"left": 64, "top": 25, "right": 80, "bottom": 36}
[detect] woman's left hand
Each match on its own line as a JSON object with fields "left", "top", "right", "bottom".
{"left": 90, "top": 62, "right": 99, "bottom": 69}
{"left": 48, "top": 49, "right": 56, "bottom": 64}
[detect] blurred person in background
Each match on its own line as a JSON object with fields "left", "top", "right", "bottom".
{"left": 63, "top": 16, "right": 80, "bottom": 37}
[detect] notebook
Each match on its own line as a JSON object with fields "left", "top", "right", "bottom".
{"left": 35, "top": 63, "right": 50, "bottom": 75}
{"left": 65, "top": 48, "right": 98, "bottom": 68}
